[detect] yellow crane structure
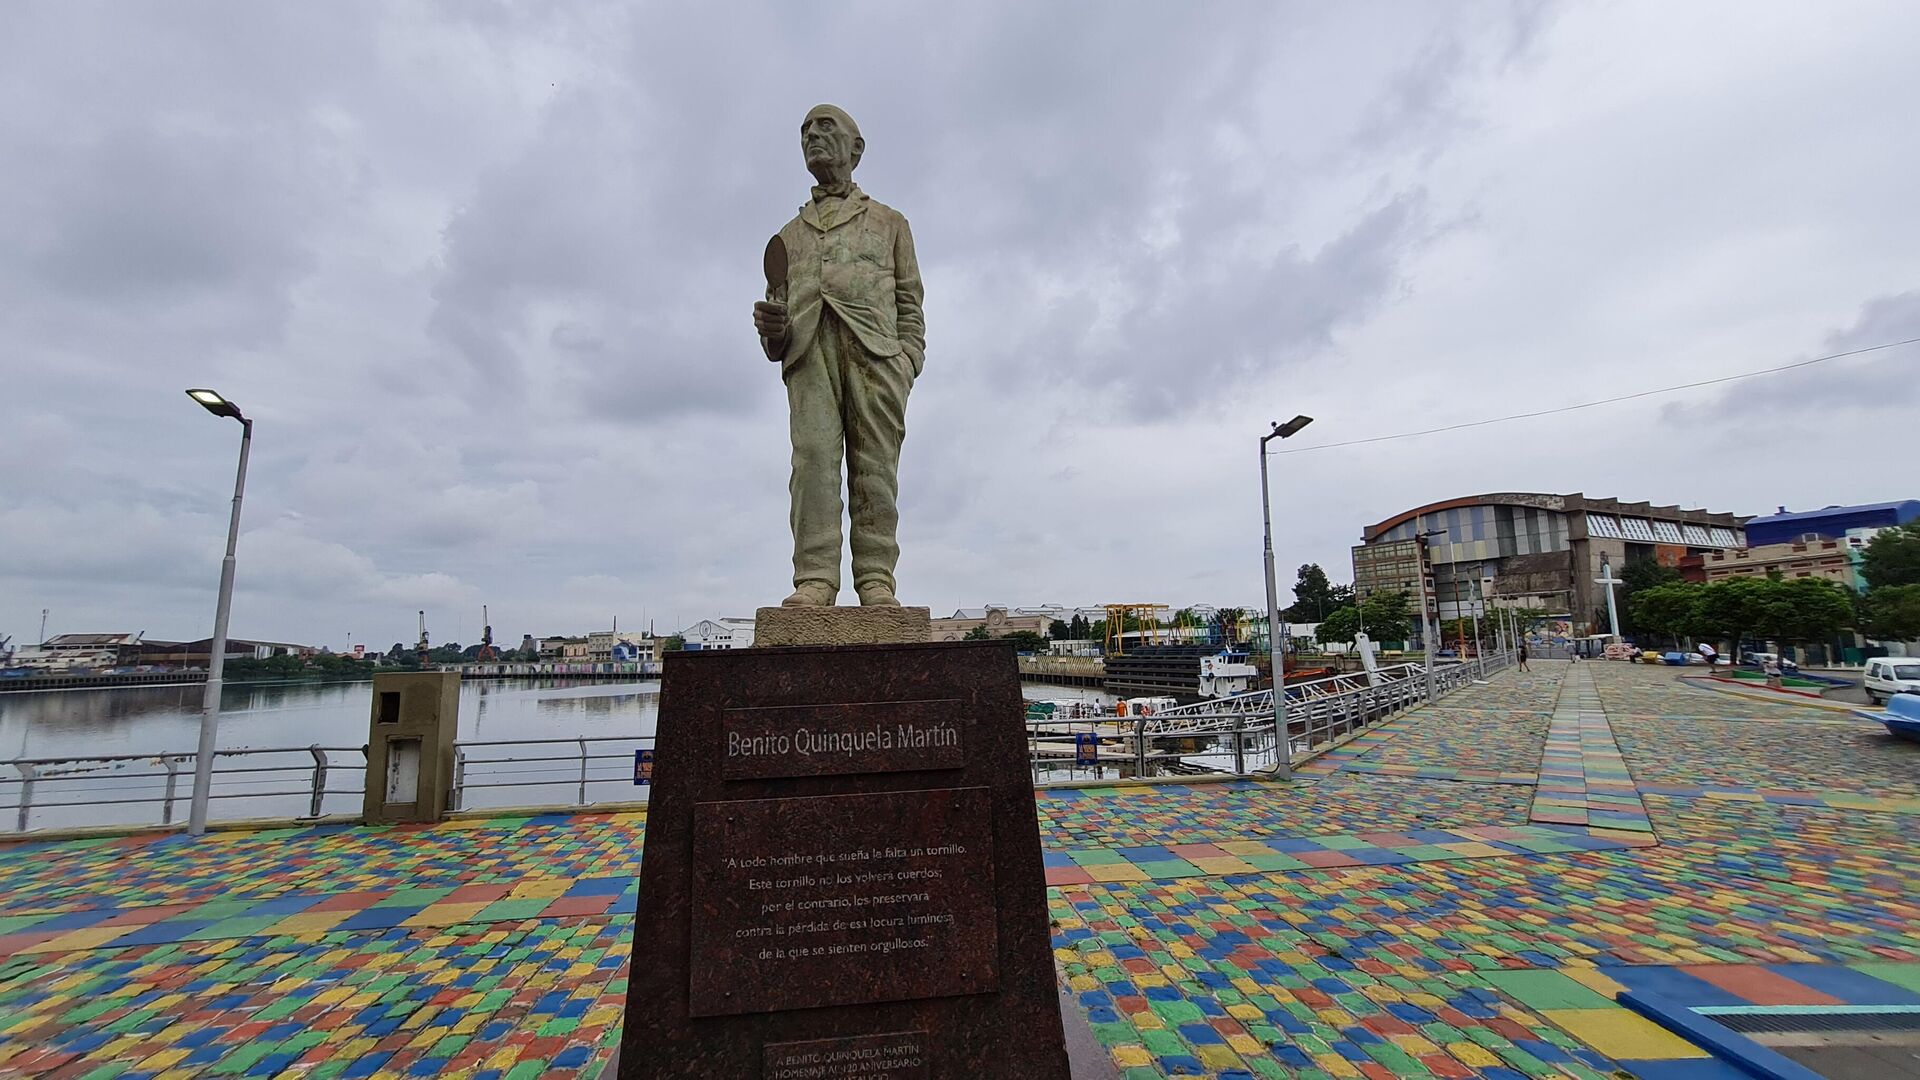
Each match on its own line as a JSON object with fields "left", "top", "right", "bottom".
{"left": 1102, "top": 603, "right": 1165, "bottom": 655}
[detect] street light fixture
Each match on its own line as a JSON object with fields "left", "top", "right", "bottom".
{"left": 184, "top": 389, "right": 253, "bottom": 836}
{"left": 1260, "top": 415, "right": 1313, "bottom": 780}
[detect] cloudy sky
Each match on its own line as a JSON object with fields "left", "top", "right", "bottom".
{"left": 4, "top": 2, "right": 1917, "bottom": 651}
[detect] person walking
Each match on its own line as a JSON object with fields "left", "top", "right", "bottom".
{"left": 1518, "top": 642, "right": 1530, "bottom": 672}
{"left": 1697, "top": 641, "right": 1718, "bottom": 669}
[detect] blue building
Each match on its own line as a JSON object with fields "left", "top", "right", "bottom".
{"left": 1743, "top": 501, "right": 1920, "bottom": 547}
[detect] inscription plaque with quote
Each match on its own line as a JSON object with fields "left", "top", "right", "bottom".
{"left": 620, "top": 640, "right": 1069, "bottom": 1079}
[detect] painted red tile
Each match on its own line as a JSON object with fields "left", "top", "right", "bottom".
{"left": 1684, "top": 964, "right": 1844, "bottom": 1006}
{"left": 1044, "top": 866, "right": 1093, "bottom": 887}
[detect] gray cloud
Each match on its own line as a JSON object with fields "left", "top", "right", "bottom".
{"left": 3, "top": 1, "right": 1916, "bottom": 649}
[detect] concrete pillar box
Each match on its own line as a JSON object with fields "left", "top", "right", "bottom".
{"left": 363, "top": 671, "right": 460, "bottom": 825}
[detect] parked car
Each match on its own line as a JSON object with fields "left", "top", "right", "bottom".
{"left": 1741, "top": 651, "right": 1799, "bottom": 673}
{"left": 1864, "top": 658, "right": 1920, "bottom": 705}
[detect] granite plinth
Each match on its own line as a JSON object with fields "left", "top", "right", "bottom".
{"left": 754, "top": 605, "right": 930, "bottom": 647}
{"left": 619, "top": 640, "right": 1069, "bottom": 1079}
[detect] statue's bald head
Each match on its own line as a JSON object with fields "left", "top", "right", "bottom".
{"left": 801, "top": 104, "right": 863, "bottom": 182}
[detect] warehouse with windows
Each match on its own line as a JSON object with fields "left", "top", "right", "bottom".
{"left": 1353, "top": 493, "right": 1748, "bottom": 640}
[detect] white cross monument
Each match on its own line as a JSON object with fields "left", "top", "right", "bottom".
{"left": 1594, "top": 557, "right": 1624, "bottom": 642}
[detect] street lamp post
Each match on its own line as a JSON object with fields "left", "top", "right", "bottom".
{"left": 1260, "top": 414, "right": 1313, "bottom": 780}
{"left": 185, "top": 389, "right": 252, "bottom": 836}
{"left": 1416, "top": 515, "right": 1441, "bottom": 703}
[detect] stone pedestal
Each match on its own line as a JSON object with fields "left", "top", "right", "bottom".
{"left": 754, "top": 605, "right": 931, "bottom": 647}
{"left": 620, "top": 639, "right": 1069, "bottom": 1078}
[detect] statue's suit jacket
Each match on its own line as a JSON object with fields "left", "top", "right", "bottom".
{"left": 766, "top": 186, "right": 926, "bottom": 377}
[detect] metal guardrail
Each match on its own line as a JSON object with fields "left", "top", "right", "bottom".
{"left": 449, "top": 735, "right": 655, "bottom": 812}
{"left": 3, "top": 653, "right": 1515, "bottom": 832}
{"left": 1, "top": 745, "right": 365, "bottom": 833}
{"left": 1029, "top": 654, "right": 1511, "bottom": 787}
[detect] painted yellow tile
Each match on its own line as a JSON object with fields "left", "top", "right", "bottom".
{"left": 507, "top": 878, "right": 571, "bottom": 900}
{"left": 1314, "top": 1053, "right": 1363, "bottom": 1078}
{"left": 272, "top": 911, "right": 351, "bottom": 936}
{"left": 1111, "top": 1046, "right": 1152, "bottom": 1067}
{"left": 137, "top": 1049, "right": 191, "bottom": 1071}
{"left": 1192, "top": 856, "right": 1255, "bottom": 875}
{"left": 1543, "top": 1008, "right": 1710, "bottom": 1060}
{"left": 1085, "top": 863, "right": 1149, "bottom": 883}
{"left": 1132, "top": 1012, "right": 1165, "bottom": 1030}
{"left": 1563, "top": 967, "right": 1630, "bottom": 998}
{"left": 1389, "top": 1034, "right": 1439, "bottom": 1056}
{"left": 1227, "top": 1003, "right": 1264, "bottom": 1021}
{"left": 1218, "top": 841, "right": 1282, "bottom": 856}
{"left": 32, "top": 926, "right": 133, "bottom": 953}
{"left": 1437, "top": 841, "right": 1509, "bottom": 858}
{"left": 1447, "top": 1041, "right": 1501, "bottom": 1068}
{"left": 403, "top": 902, "right": 493, "bottom": 928}
{"left": 1196, "top": 1044, "right": 1245, "bottom": 1069}
{"left": 1226, "top": 1033, "right": 1264, "bottom": 1055}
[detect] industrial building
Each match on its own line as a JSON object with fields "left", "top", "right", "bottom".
{"left": 1353, "top": 493, "right": 1748, "bottom": 640}
{"left": 1705, "top": 499, "right": 1919, "bottom": 591}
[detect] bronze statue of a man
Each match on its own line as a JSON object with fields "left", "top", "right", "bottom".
{"left": 753, "top": 105, "right": 925, "bottom": 608}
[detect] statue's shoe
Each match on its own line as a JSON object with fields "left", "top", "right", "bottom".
{"left": 856, "top": 584, "right": 901, "bottom": 607}
{"left": 781, "top": 582, "right": 837, "bottom": 607}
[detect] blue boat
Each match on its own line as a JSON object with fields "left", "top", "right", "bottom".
{"left": 1860, "top": 693, "right": 1920, "bottom": 742}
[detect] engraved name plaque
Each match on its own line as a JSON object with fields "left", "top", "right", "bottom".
{"left": 764, "top": 1030, "right": 930, "bottom": 1080}
{"left": 689, "top": 788, "right": 996, "bottom": 1016}
{"left": 723, "top": 699, "right": 965, "bottom": 780}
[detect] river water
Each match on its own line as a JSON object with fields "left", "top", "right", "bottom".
{"left": 0, "top": 677, "right": 1112, "bottom": 833}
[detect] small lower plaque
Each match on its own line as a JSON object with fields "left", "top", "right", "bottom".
{"left": 764, "top": 1031, "right": 930, "bottom": 1080}
{"left": 689, "top": 787, "right": 997, "bottom": 1017}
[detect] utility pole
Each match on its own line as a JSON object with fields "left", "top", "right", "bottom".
{"left": 39, "top": 609, "right": 48, "bottom": 644}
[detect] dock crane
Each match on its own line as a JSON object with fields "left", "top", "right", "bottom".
{"left": 415, "top": 610, "right": 431, "bottom": 667}
{"left": 476, "top": 605, "right": 500, "bottom": 662}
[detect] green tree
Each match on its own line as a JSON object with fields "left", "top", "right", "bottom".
{"left": 1694, "top": 578, "right": 1770, "bottom": 654}
{"left": 1863, "top": 584, "right": 1920, "bottom": 642}
{"left": 1315, "top": 606, "right": 1361, "bottom": 647}
{"left": 1629, "top": 582, "right": 1704, "bottom": 649}
{"left": 1048, "top": 619, "right": 1070, "bottom": 640}
{"left": 1002, "top": 630, "right": 1050, "bottom": 653}
{"left": 1756, "top": 577, "right": 1854, "bottom": 658}
{"left": 1068, "top": 614, "right": 1091, "bottom": 640}
{"left": 963, "top": 624, "right": 993, "bottom": 641}
{"left": 1862, "top": 523, "right": 1920, "bottom": 588}
{"left": 1216, "top": 607, "right": 1246, "bottom": 645}
{"left": 1359, "top": 590, "right": 1415, "bottom": 643}
{"left": 661, "top": 635, "right": 686, "bottom": 652}
{"left": 1285, "top": 564, "right": 1337, "bottom": 622}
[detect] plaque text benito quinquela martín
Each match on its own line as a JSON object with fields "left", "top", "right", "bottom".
{"left": 726, "top": 719, "right": 959, "bottom": 763}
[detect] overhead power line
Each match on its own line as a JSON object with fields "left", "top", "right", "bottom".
{"left": 1271, "top": 335, "right": 1920, "bottom": 455}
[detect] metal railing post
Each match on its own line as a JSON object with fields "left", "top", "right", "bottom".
{"left": 1134, "top": 715, "right": 1148, "bottom": 778}
{"left": 1232, "top": 711, "right": 1246, "bottom": 776}
{"left": 161, "top": 756, "right": 181, "bottom": 825}
{"left": 15, "top": 763, "right": 35, "bottom": 833}
{"left": 306, "top": 746, "right": 328, "bottom": 819}
{"left": 451, "top": 748, "right": 466, "bottom": 812}
{"left": 576, "top": 737, "right": 589, "bottom": 807}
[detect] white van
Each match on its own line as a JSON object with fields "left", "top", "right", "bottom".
{"left": 1864, "top": 658, "right": 1920, "bottom": 705}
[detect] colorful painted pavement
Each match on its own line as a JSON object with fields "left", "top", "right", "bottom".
{"left": 7, "top": 659, "right": 1920, "bottom": 1078}
{"left": 1038, "top": 775, "right": 1537, "bottom": 847}
{"left": 1529, "top": 665, "right": 1652, "bottom": 833}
